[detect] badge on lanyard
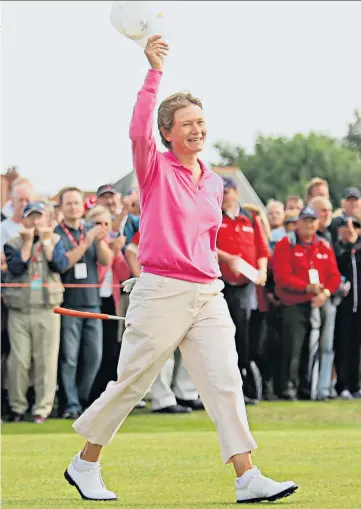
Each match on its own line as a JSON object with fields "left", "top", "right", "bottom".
{"left": 308, "top": 269, "right": 320, "bottom": 284}
{"left": 61, "top": 222, "right": 87, "bottom": 279}
{"left": 74, "top": 263, "right": 88, "bottom": 280}
{"left": 30, "top": 243, "right": 42, "bottom": 290}
{"left": 30, "top": 274, "right": 42, "bottom": 290}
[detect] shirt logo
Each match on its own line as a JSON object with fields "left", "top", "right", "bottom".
{"left": 242, "top": 226, "right": 254, "bottom": 232}
{"left": 220, "top": 224, "right": 228, "bottom": 228}
{"left": 295, "top": 252, "right": 304, "bottom": 257}
{"left": 317, "top": 253, "right": 328, "bottom": 259}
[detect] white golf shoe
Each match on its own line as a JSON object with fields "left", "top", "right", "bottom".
{"left": 236, "top": 467, "right": 298, "bottom": 503}
{"left": 64, "top": 452, "right": 117, "bottom": 501}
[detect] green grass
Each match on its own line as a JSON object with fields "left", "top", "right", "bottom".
{"left": 2, "top": 401, "right": 360, "bottom": 509}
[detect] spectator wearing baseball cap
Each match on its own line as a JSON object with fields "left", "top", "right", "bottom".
{"left": 272, "top": 206, "right": 341, "bottom": 400}
{"left": 217, "top": 177, "right": 270, "bottom": 404}
{"left": 221, "top": 177, "right": 237, "bottom": 191}
{"left": 96, "top": 185, "right": 120, "bottom": 216}
{"left": 3, "top": 201, "right": 69, "bottom": 423}
{"left": 329, "top": 187, "right": 361, "bottom": 244}
{"left": 96, "top": 184, "right": 139, "bottom": 248}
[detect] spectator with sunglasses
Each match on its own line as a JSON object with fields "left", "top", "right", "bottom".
{"left": 85, "top": 206, "right": 131, "bottom": 404}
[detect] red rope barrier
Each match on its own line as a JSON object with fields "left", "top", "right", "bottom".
{"left": 0, "top": 283, "right": 125, "bottom": 288}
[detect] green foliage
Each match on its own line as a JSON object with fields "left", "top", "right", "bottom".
{"left": 214, "top": 129, "right": 361, "bottom": 206}
{"left": 343, "top": 109, "right": 361, "bottom": 156}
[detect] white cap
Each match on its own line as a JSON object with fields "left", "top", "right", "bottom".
{"left": 110, "top": 1, "right": 168, "bottom": 48}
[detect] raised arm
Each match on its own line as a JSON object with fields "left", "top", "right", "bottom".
{"left": 129, "top": 35, "right": 169, "bottom": 189}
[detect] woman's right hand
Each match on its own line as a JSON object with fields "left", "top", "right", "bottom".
{"left": 144, "top": 35, "right": 169, "bottom": 71}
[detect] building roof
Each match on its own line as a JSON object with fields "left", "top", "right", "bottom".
{"left": 212, "top": 166, "right": 265, "bottom": 212}
{"left": 112, "top": 165, "right": 265, "bottom": 212}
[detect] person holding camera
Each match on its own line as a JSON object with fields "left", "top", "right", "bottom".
{"left": 334, "top": 216, "right": 361, "bottom": 399}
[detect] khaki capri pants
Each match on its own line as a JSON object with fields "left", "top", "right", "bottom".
{"left": 73, "top": 273, "right": 257, "bottom": 463}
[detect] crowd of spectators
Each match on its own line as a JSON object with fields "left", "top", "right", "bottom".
{"left": 1, "top": 175, "right": 360, "bottom": 423}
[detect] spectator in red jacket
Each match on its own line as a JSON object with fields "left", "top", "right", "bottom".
{"left": 217, "top": 178, "right": 270, "bottom": 404}
{"left": 272, "top": 206, "right": 341, "bottom": 400}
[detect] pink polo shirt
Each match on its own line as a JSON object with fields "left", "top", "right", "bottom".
{"left": 129, "top": 69, "right": 223, "bottom": 283}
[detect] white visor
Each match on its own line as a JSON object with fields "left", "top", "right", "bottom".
{"left": 110, "top": 1, "right": 169, "bottom": 48}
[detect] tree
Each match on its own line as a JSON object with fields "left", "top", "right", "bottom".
{"left": 343, "top": 109, "right": 361, "bottom": 156}
{"left": 213, "top": 133, "right": 361, "bottom": 206}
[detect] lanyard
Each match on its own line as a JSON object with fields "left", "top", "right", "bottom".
{"left": 300, "top": 242, "right": 318, "bottom": 269}
{"left": 60, "top": 222, "right": 84, "bottom": 247}
{"left": 290, "top": 235, "right": 319, "bottom": 270}
{"left": 31, "top": 242, "right": 42, "bottom": 264}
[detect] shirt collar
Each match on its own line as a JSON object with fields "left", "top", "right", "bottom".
{"left": 296, "top": 232, "right": 317, "bottom": 245}
{"left": 163, "top": 151, "right": 211, "bottom": 176}
{"left": 224, "top": 205, "right": 240, "bottom": 220}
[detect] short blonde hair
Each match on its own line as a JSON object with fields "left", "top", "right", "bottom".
{"left": 86, "top": 205, "right": 111, "bottom": 222}
{"left": 158, "top": 92, "right": 203, "bottom": 149}
{"left": 285, "top": 195, "right": 304, "bottom": 209}
{"left": 306, "top": 177, "right": 328, "bottom": 199}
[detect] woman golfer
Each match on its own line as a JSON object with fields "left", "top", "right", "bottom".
{"left": 64, "top": 35, "right": 298, "bottom": 504}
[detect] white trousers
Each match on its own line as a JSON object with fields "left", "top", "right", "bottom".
{"left": 73, "top": 273, "right": 257, "bottom": 463}
{"left": 151, "top": 349, "right": 199, "bottom": 410}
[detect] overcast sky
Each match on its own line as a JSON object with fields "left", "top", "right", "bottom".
{"left": 2, "top": 1, "right": 361, "bottom": 195}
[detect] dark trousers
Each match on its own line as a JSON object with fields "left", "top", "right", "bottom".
{"left": 58, "top": 306, "right": 103, "bottom": 414}
{"left": 334, "top": 302, "right": 361, "bottom": 394}
{"left": 279, "top": 302, "right": 324, "bottom": 398}
{"left": 261, "top": 303, "right": 283, "bottom": 398}
{"left": 88, "top": 296, "right": 120, "bottom": 405}
{"left": 249, "top": 310, "right": 266, "bottom": 364}
{"left": 222, "top": 283, "right": 254, "bottom": 397}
